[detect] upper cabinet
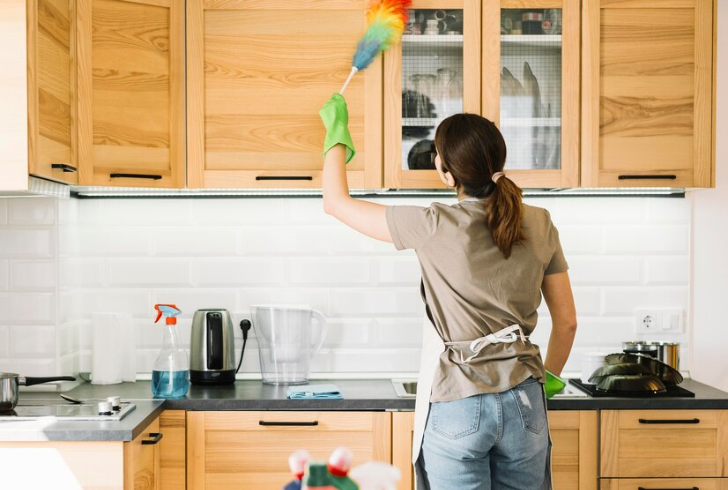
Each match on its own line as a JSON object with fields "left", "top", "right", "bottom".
{"left": 485, "top": 0, "right": 580, "bottom": 189}
{"left": 384, "top": 0, "right": 481, "bottom": 189}
{"left": 28, "top": 0, "right": 78, "bottom": 185}
{"left": 581, "top": 0, "right": 715, "bottom": 188}
{"left": 384, "top": 0, "right": 580, "bottom": 189}
{"left": 76, "top": 0, "right": 185, "bottom": 188}
{"left": 186, "top": 0, "right": 382, "bottom": 189}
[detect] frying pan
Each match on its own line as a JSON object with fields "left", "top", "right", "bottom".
{"left": 588, "top": 362, "right": 653, "bottom": 384}
{"left": 604, "top": 352, "right": 683, "bottom": 385}
{"left": 0, "top": 372, "right": 76, "bottom": 412}
{"left": 596, "top": 374, "right": 667, "bottom": 394}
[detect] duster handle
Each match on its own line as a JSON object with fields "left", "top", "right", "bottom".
{"left": 339, "top": 67, "right": 359, "bottom": 95}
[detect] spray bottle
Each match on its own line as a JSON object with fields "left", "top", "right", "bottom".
{"left": 152, "top": 304, "right": 190, "bottom": 398}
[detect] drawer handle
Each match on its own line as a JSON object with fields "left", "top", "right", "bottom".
{"left": 51, "top": 163, "right": 77, "bottom": 173}
{"left": 638, "top": 487, "right": 698, "bottom": 490}
{"left": 618, "top": 174, "right": 677, "bottom": 180}
{"left": 109, "top": 173, "right": 162, "bottom": 180}
{"left": 141, "top": 432, "right": 163, "bottom": 445}
{"left": 638, "top": 418, "right": 700, "bottom": 424}
{"left": 255, "top": 176, "right": 313, "bottom": 181}
{"left": 259, "top": 420, "right": 319, "bottom": 427}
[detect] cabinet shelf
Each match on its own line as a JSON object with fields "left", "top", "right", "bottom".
{"left": 402, "top": 118, "right": 438, "bottom": 127}
{"left": 403, "top": 34, "right": 463, "bottom": 45}
{"left": 500, "top": 117, "right": 562, "bottom": 127}
{"left": 501, "top": 34, "right": 562, "bottom": 49}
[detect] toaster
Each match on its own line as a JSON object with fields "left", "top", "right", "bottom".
{"left": 190, "top": 308, "right": 236, "bottom": 385}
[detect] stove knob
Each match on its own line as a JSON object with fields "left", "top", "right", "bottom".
{"left": 98, "top": 401, "right": 113, "bottom": 415}
{"left": 107, "top": 396, "right": 121, "bottom": 411}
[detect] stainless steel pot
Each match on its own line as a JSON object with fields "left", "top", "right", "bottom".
{"left": 622, "top": 341, "right": 680, "bottom": 370}
{"left": 0, "top": 373, "right": 76, "bottom": 412}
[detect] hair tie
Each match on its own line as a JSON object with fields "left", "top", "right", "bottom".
{"left": 491, "top": 172, "right": 505, "bottom": 184}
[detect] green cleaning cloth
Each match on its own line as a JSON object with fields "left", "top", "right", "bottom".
{"left": 319, "top": 94, "right": 356, "bottom": 164}
{"left": 544, "top": 370, "right": 566, "bottom": 399}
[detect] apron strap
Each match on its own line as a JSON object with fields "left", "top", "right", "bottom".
{"left": 444, "top": 325, "right": 528, "bottom": 364}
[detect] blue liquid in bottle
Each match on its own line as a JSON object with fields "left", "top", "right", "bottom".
{"left": 152, "top": 370, "right": 190, "bottom": 398}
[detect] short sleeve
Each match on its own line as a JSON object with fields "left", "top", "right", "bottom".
{"left": 386, "top": 205, "right": 437, "bottom": 250}
{"left": 544, "top": 211, "right": 569, "bottom": 275}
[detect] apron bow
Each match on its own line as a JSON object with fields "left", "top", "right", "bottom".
{"left": 444, "top": 324, "right": 528, "bottom": 364}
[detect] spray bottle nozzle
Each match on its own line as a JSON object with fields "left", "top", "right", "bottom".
{"left": 154, "top": 304, "right": 182, "bottom": 325}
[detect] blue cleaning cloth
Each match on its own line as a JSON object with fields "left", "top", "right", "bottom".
{"left": 287, "top": 384, "right": 343, "bottom": 400}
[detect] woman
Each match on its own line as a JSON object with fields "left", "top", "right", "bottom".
{"left": 319, "top": 94, "right": 577, "bottom": 490}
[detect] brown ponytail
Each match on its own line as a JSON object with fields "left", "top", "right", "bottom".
{"left": 434, "top": 114, "right": 525, "bottom": 258}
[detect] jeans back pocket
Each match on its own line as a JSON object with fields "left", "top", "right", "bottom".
{"left": 430, "top": 394, "right": 481, "bottom": 440}
{"left": 512, "top": 378, "right": 547, "bottom": 434}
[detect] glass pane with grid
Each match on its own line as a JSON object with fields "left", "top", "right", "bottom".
{"left": 401, "top": 8, "right": 464, "bottom": 171}
{"left": 500, "top": 8, "right": 562, "bottom": 171}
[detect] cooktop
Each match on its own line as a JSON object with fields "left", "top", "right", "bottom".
{"left": 569, "top": 379, "right": 695, "bottom": 398}
{"left": 0, "top": 403, "right": 136, "bottom": 421}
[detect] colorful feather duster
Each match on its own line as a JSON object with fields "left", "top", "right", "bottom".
{"left": 339, "top": 0, "right": 412, "bottom": 94}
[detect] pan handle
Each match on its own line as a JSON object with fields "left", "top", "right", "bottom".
{"left": 21, "top": 376, "right": 76, "bottom": 387}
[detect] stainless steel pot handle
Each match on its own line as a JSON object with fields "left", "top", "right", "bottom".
{"left": 21, "top": 376, "right": 76, "bottom": 387}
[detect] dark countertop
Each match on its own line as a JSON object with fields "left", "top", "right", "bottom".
{"left": 2, "top": 378, "right": 728, "bottom": 442}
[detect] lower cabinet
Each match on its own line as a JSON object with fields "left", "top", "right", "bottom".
{"left": 391, "top": 410, "right": 598, "bottom": 490}
{"left": 601, "top": 479, "right": 728, "bottom": 490}
{"left": 186, "top": 411, "right": 392, "bottom": 490}
{"left": 160, "top": 410, "right": 187, "bottom": 490}
{"left": 0, "top": 413, "right": 165, "bottom": 489}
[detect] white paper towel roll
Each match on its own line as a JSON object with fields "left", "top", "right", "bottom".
{"left": 91, "top": 312, "right": 134, "bottom": 384}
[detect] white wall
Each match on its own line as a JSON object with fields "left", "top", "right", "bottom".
{"left": 691, "top": 1, "right": 728, "bottom": 392}
{"left": 0, "top": 194, "right": 693, "bottom": 377}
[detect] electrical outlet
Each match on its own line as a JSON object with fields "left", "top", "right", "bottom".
{"left": 635, "top": 308, "right": 684, "bottom": 334}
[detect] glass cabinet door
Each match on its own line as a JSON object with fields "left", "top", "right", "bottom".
{"left": 384, "top": 0, "right": 481, "bottom": 188}
{"left": 483, "top": 0, "right": 579, "bottom": 188}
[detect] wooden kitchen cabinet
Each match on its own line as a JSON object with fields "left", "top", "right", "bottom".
{"left": 159, "top": 409, "right": 186, "bottom": 490}
{"left": 27, "top": 0, "right": 79, "bottom": 185}
{"left": 0, "top": 413, "right": 166, "bottom": 490}
{"left": 581, "top": 0, "right": 715, "bottom": 188}
{"left": 76, "top": 0, "right": 185, "bottom": 188}
{"left": 187, "top": 411, "right": 391, "bottom": 490}
{"left": 391, "top": 410, "right": 597, "bottom": 490}
{"left": 601, "top": 478, "right": 728, "bottom": 490}
{"left": 384, "top": 0, "right": 579, "bottom": 189}
{"left": 186, "top": 0, "right": 382, "bottom": 189}
{"left": 600, "top": 409, "right": 728, "bottom": 478}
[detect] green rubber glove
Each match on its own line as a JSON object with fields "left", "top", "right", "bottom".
{"left": 319, "top": 93, "right": 356, "bottom": 164}
{"left": 544, "top": 370, "right": 566, "bottom": 399}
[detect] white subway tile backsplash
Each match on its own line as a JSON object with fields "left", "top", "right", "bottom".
{"left": 8, "top": 197, "right": 56, "bottom": 224}
{"left": 9, "top": 325, "right": 56, "bottom": 357}
{"left": 0, "top": 358, "right": 56, "bottom": 377}
{"left": 1, "top": 195, "right": 694, "bottom": 376}
{"left": 330, "top": 288, "right": 423, "bottom": 317}
{"left": 77, "top": 228, "right": 152, "bottom": 256}
{"left": 154, "top": 227, "right": 239, "bottom": 256}
{"left": 604, "top": 225, "right": 689, "bottom": 254}
{"left": 0, "top": 293, "right": 55, "bottom": 324}
{"left": 10, "top": 261, "right": 56, "bottom": 290}
{"left": 567, "top": 257, "right": 642, "bottom": 285}
{"left": 376, "top": 257, "right": 421, "bottom": 285}
{"left": 289, "top": 258, "right": 370, "bottom": 285}
{"left": 646, "top": 257, "right": 690, "bottom": 285}
{"left": 196, "top": 259, "right": 284, "bottom": 286}
{"left": 0, "top": 229, "right": 54, "bottom": 258}
{"left": 239, "top": 288, "right": 329, "bottom": 314}
{"left": 603, "top": 287, "right": 688, "bottom": 315}
{"left": 108, "top": 259, "right": 191, "bottom": 286}
{"left": 0, "top": 261, "right": 8, "bottom": 290}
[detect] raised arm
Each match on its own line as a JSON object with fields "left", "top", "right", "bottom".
{"left": 541, "top": 271, "right": 577, "bottom": 376}
{"left": 319, "top": 95, "right": 392, "bottom": 243}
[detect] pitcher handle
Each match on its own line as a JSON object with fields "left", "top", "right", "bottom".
{"left": 310, "top": 310, "right": 327, "bottom": 358}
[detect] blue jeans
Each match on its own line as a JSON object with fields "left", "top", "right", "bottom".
{"left": 419, "top": 377, "right": 552, "bottom": 490}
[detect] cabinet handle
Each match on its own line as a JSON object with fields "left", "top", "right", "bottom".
{"left": 255, "top": 176, "right": 313, "bottom": 181}
{"left": 51, "top": 163, "right": 77, "bottom": 173}
{"left": 638, "top": 418, "right": 700, "bottom": 424}
{"left": 109, "top": 173, "right": 162, "bottom": 180}
{"left": 259, "top": 420, "right": 319, "bottom": 427}
{"left": 618, "top": 174, "right": 677, "bottom": 180}
{"left": 141, "top": 432, "right": 163, "bottom": 445}
{"left": 638, "top": 487, "right": 698, "bottom": 490}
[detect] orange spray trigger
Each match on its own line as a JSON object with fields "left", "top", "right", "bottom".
{"left": 154, "top": 304, "right": 182, "bottom": 324}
